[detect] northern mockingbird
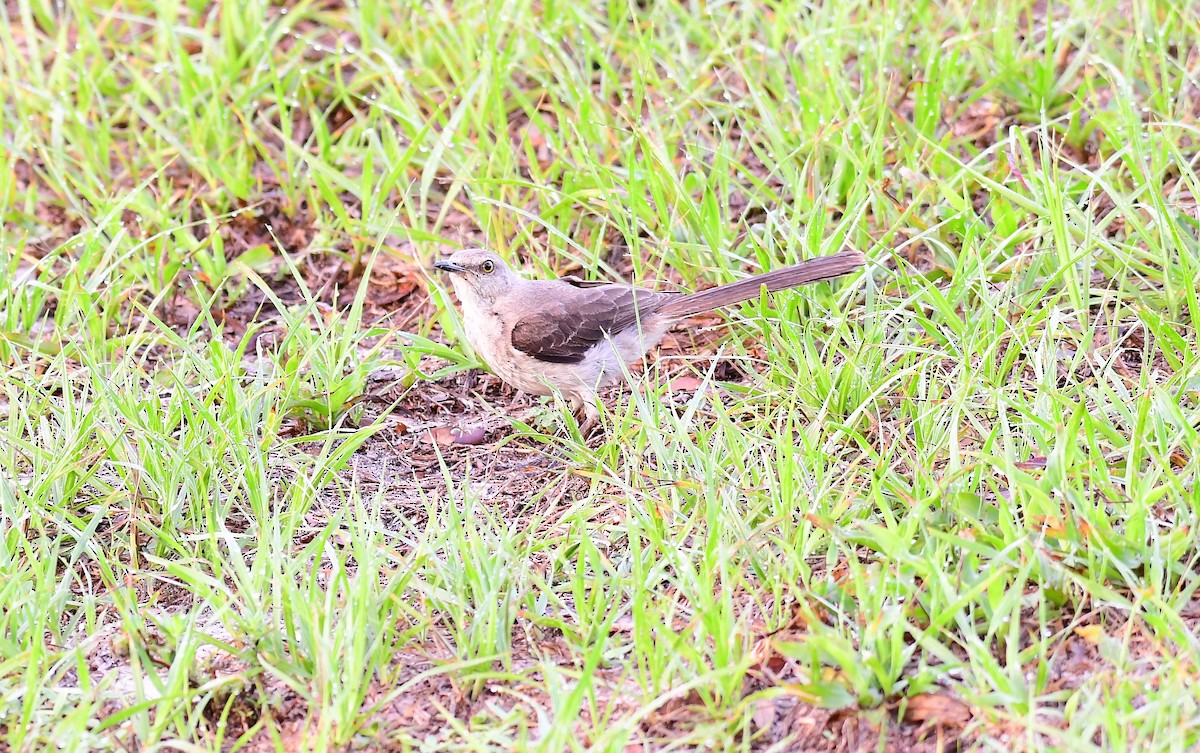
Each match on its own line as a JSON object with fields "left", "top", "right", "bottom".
{"left": 434, "top": 248, "right": 864, "bottom": 427}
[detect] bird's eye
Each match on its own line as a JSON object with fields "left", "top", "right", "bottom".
{"left": 481, "top": 260, "right": 494, "bottom": 273}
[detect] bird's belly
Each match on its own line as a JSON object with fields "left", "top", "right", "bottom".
{"left": 571, "top": 321, "right": 673, "bottom": 389}
{"left": 493, "top": 354, "right": 561, "bottom": 396}
{"left": 468, "top": 307, "right": 671, "bottom": 400}
{"left": 462, "top": 312, "right": 561, "bottom": 396}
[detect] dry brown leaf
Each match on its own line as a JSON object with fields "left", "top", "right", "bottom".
{"left": 424, "top": 425, "right": 487, "bottom": 446}
{"left": 748, "top": 637, "right": 788, "bottom": 675}
{"left": 371, "top": 281, "right": 417, "bottom": 307}
{"left": 902, "top": 693, "right": 972, "bottom": 726}
{"left": 451, "top": 426, "right": 487, "bottom": 445}
{"left": 669, "top": 375, "right": 703, "bottom": 392}
{"left": 752, "top": 696, "right": 780, "bottom": 729}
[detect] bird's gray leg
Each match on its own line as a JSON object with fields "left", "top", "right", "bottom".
{"left": 508, "top": 388, "right": 544, "bottom": 423}
{"left": 459, "top": 369, "right": 475, "bottom": 400}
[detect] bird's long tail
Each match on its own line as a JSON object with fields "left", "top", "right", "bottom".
{"left": 657, "top": 250, "right": 865, "bottom": 318}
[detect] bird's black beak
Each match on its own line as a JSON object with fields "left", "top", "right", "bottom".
{"left": 433, "top": 260, "right": 465, "bottom": 273}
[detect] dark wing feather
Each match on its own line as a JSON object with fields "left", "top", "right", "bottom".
{"left": 557, "top": 274, "right": 611, "bottom": 289}
{"left": 510, "top": 284, "right": 672, "bottom": 364}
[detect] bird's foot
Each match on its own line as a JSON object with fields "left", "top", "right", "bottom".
{"left": 575, "top": 412, "right": 597, "bottom": 436}
{"left": 571, "top": 400, "right": 603, "bottom": 437}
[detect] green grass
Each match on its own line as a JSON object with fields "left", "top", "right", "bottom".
{"left": 2, "top": 0, "right": 1200, "bottom": 750}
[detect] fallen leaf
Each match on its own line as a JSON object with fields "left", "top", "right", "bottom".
{"left": 669, "top": 375, "right": 703, "bottom": 392}
{"left": 748, "top": 637, "right": 788, "bottom": 674}
{"left": 166, "top": 296, "right": 200, "bottom": 327}
{"left": 804, "top": 513, "right": 833, "bottom": 531}
{"left": 451, "top": 426, "right": 487, "bottom": 445}
{"left": 1074, "top": 624, "right": 1106, "bottom": 645}
{"left": 652, "top": 690, "right": 705, "bottom": 722}
{"left": 902, "top": 693, "right": 972, "bottom": 726}
{"left": 424, "top": 425, "right": 487, "bottom": 446}
{"left": 752, "top": 696, "right": 779, "bottom": 729}
{"left": 371, "top": 281, "right": 417, "bottom": 306}
{"left": 526, "top": 122, "right": 546, "bottom": 148}
{"left": 1015, "top": 455, "right": 1048, "bottom": 470}
{"left": 951, "top": 98, "right": 1004, "bottom": 144}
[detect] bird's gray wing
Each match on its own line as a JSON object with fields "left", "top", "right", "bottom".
{"left": 510, "top": 283, "right": 672, "bottom": 364}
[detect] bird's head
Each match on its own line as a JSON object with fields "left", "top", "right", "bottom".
{"left": 433, "top": 249, "right": 519, "bottom": 305}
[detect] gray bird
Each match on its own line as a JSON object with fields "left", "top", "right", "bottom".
{"left": 434, "top": 249, "right": 865, "bottom": 427}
